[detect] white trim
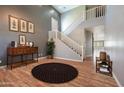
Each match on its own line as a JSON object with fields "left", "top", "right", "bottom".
{"left": 54, "top": 56, "right": 82, "bottom": 62}
{"left": 38, "top": 56, "right": 47, "bottom": 60}
{"left": 34, "top": 56, "right": 47, "bottom": 61}
{"left": 112, "top": 72, "right": 123, "bottom": 87}
{"left": 0, "top": 65, "right": 7, "bottom": 69}
{"left": 85, "top": 55, "right": 92, "bottom": 57}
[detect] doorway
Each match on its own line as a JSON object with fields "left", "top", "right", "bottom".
{"left": 84, "top": 30, "right": 93, "bottom": 59}
{"left": 85, "top": 25, "right": 105, "bottom": 62}
{"left": 51, "top": 17, "right": 58, "bottom": 31}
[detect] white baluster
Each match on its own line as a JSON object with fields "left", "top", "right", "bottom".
{"left": 56, "top": 31, "right": 83, "bottom": 59}
{"left": 96, "top": 7, "right": 98, "bottom": 18}
{"left": 100, "top": 6, "right": 102, "bottom": 17}
{"left": 81, "top": 46, "right": 83, "bottom": 61}
{"left": 101, "top": 6, "right": 103, "bottom": 16}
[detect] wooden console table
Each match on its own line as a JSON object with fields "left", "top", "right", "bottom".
{"left": 7, "top": 46, "right": 38, "bottom": 69}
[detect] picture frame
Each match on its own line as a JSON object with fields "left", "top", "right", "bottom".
{"left": 19, "top": 35, "right": 26, "bottom": 45}
{"left": 28, "top": 22, "right": 34, "bottom": 33}
{"left": 9, "top": 15, "right": 19, "bottom": 32}
{"left": 20, "top": 19, "right": 27, "bottom": 33}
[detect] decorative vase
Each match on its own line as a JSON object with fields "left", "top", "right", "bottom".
{"left": 11, "top": 41, "right": 15, "bottom": 47}
{"left": 15, "top": 41, "right": 17, "bottom": 47}
{"left": 29, "top": 42, "right": 34, "bottom": 47}
{"left": 26, "top": 42, "right": 29, "bottom": 46}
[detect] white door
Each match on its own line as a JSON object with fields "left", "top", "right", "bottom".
{"left": 51, "top": 17, "right": 58, "bottom": 31}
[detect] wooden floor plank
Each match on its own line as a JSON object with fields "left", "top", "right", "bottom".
{"left": 0, "top": 58, "right": 117, "bottom": 87}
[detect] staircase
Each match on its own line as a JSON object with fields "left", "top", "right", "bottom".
{"left": 49, "top": 31, "right": 83, "bottom": 61}
{"left": 63, "top": 5, "right": 106, "bottom": 35}
{"left": 48, "top": 6, "right": 106, "bottom": 62}
{"left": 58, "top": 31, "right": 83, "bottom": 56}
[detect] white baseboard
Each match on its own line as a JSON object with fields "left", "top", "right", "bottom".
{"left": 38, "top": 56, "right": 82, "bottom": 62}
{"left": 0, "top": 65, "right": 6, "bottom": 69}
{"left": 54, "top": 56, "right": 82, "bottom": 62}
{"left": 34, "top": 56, "right": 47, "bottom": 61}
{"left": 112, "top": 72, "right": 123, "bottom": 87}
{"left": 38, "top": 56, "right": 47, "bottom": 60}
{"left": 86, "top": 55, "right": 92, "bottom": 57}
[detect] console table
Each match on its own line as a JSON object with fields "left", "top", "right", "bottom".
{"left": 7, "top": 46, "right": 38, "bottom": 69}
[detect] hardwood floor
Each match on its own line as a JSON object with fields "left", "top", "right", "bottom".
{"left": 0, "top": 58, "right": 117, "bottom": 87}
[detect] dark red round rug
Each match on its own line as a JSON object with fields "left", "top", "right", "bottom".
{"left": 31, "top": 63, "right": 78, "bottom": 83}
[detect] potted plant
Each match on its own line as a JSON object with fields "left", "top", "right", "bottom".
{"left": 46, "top": 38, "right": 55, "bottom": 59}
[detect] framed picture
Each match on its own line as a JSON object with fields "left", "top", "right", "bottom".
{"left": 20, "top": 19, "right": 27, "bottom": 33}
{"left": 28, "top": 22, "right": 34, "bottom": 33}
{"left": 19, "top": 35, "right": 26, "bottom": 45}
{"left": 9, "top": 15, "right": 19, "bottom": 32}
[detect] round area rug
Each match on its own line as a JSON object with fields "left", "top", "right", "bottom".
{"left": 31, "top": 63, "right": 78, "bottom": 83}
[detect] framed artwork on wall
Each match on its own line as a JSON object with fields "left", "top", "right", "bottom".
{"left": 20, "top": 19, "right": 27, "bottom": 33}
{"left": 28, "top": 22, "right": 34, "bottom": 33}
{"left": 19, "top": 35, "right": 26, "bottom": 45}
{"left": 9, "top": 15, "right": 19, "bottom": 32}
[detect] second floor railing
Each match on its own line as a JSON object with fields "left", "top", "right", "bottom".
{"left": 86, "top": 5, "right": 105, "bottom": 20}
{"left": 62, "top": 5, "right": 105, "bottom": 35}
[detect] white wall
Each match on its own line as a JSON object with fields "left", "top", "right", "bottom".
{"left": 61, "top": 6, "right": 86, "bottom": 32}
{"left": 85, "top": 25, "right": 104, "bottom": 41}
{"left": 93, "top": 25, "right": 105, "bottom": 41}
{"left": 105, "top": 5, "right": 124, "bottom": 86}
{"left": 66, "top": 17, "right": 105, "bottom": 48}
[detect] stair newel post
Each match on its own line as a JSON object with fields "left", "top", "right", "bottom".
{"left": 55, "top": 31, "right": 58, "bottom": 39}
{"left": 81, "top": 46, "right": 84, "bottom": 61}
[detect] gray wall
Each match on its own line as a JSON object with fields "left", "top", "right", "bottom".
{"left": 105, "top": 5, "right": 124, "bottom": 86}
{"left": 54, "top": 39, "right": 81, "bottom": 61}
{"left": 68, "top": 24, "right": 84, "bottom": 45}
{"left": 85, "top": 30, "right": 92, "bottom": 57}
{"left": 61, "top": 6, "right": 85, "bottom": 32}
{"left": 0, "top": 5, "right": 60, "bottom": 66}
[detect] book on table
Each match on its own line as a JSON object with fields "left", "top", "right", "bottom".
{"left": 99, "top": 67, "right": 109, "bottom": 73}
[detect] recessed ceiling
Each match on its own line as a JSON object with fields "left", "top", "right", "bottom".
{"left": 52, "top": 5, "right": 80, "bottom": 14}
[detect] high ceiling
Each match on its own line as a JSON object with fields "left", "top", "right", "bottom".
{"left": 52, "top": 5, "right": 80, "bottom": 14}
